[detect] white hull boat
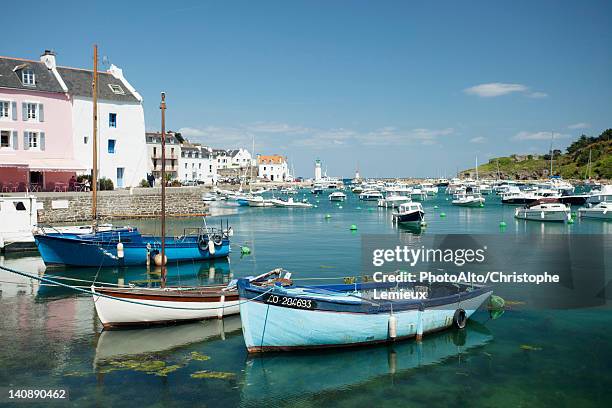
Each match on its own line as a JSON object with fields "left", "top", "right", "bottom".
{"left": 246, "top": 196, "right": 274, "bottom": 207}
{"left": 359, "top": 190, "right": 384, "bottom": 201}
{"left": 452, "top": 194, "right": 485, "bottom": 207}
{"left": 578, "top": 202, "right": 612, "bottom": 220}
{"left": 378, "top": 195, "right": 411, "bottom": 208}
{"left": 0, "top": 196, "right": 37, "bottom": 252}
{"left": 328, "top": 192, "right": 347, "bottom": 201}
{"left": 270, "top": 198, "right": 313, "bottom": 208}
{"left": 514, "top": 201, "right": 570, "bottom": 222}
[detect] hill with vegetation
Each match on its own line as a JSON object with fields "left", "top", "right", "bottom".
{"left": 461, "top": 129, "right": 611, "bottom": 180}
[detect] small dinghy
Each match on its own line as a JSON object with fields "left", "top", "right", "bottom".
{"left": 392, "top": 202, "right": 425, "bottom": 224}
{"left": 270, "top": 197, "right": 313, "bottom": 208}
{"left": 578, "top": 201, "right": 612, "bottom": 220}
{"left": 514, "top": 199, "right": 570, "bottom": 222}
{"left": 328, "top": 192, "right": 347, "bottom": 201}
{"left": 238, "top": 274, "right": 492, "bottom": 352}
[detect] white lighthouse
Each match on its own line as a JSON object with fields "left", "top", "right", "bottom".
{"left": 314, "top": 159, "right": 322, "bottom": 181}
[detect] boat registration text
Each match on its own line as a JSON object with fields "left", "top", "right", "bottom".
{"left": 264, "top": 294, "right": 317, "bottom": 310}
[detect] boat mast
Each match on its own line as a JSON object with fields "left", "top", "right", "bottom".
{"left": 549, "top": 131, "right": 554, "bottom": 177}
{"left": 160, "top": 92, "right": 167, "bottom": 285}
{"left": 475, "top": 156, "right": 479, "bottom": 181}
{"left": 92, "top": 45, "right": 98, "bottom": 228}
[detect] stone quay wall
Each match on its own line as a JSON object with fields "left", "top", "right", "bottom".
{"left": 30, "top": 187, "right": 208, "bottom": 224}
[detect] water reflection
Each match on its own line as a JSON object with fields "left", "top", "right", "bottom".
{"left": 240, "top": 321, "right": 492, "bottom": 406}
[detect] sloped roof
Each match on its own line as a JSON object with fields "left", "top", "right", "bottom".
{"left": 0, "top": 57, "right": 65, "bottom": 93}
{"left": 57, "top": 67, "right": 139, "bottom": 102}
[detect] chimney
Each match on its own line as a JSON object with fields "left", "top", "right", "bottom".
{"left": 40, "top": 50, "right": 56, "bottom": 70}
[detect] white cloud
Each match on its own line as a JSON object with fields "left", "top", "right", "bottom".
{"left": 512, "top": 131, "right": 570, "bottom": 141}
{"left": 357, "top": 127, "right": 454, "bottom": 146}
{"left": 178, "top": 127, "right": 207, "bottom": 137}
{"left": 244, "top": 122, "right": 310, "bottom": 134}
{"left": 469, "top": 136, "right": 486, "bottom": 143}
{"left": 464, "top": 82, "right": 547, "bottom": 99}
{"left": 464, "top": 83, "right": 528, "bottom": 98}
{"left": 568, "top": 122, "right": 590, "bottom": 129}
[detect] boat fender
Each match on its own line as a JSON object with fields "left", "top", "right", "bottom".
{"left": 453, "top": 308, "right": 467, "bottom": 329}
{"left": 213, "top": 234, "right": 223, "bottom": 246}
{"left": 540, "top": 211, "right": 545, "bottom": 219}
{"left": 116, "top": 242, "right": 124, "bottom": 259}
{"left": 197, "top": 235, "right": 209, "bottom": 251}
{"left": 388, "top": 313, "right": 397, "bottom": 340}
{"left": 227, "top": 227, "right": 234, "bottom": 237}
{"left": 208, "top": 238, "right": 216, "bottom": 255}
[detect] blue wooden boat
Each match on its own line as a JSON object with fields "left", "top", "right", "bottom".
{"left": 35, "top": 226, "right": 231, "bottom": 267}
{"left": 238, "top": 277, "right": 492, "bottom": 352}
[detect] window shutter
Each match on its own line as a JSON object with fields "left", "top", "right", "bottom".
{"left": 22, "top": 103, "right": 27, "bottom": 121}
{"left": 11, "top": 102, "right": 17, "bottom": 120}
{"left": 38, "top": 104, "right": 44, "bottom": 122}
{"left": 40, "top": 132, "right": 45, "bottom": 150}
{"left": 24, "top": 132, "right": 29, "bottom": 150}
{"left": 12, "top": 131, "right": 18, "bottom": 150}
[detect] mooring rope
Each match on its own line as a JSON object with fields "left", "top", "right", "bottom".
{"left": 0, "top": 264, "right": 273, "bottom": 311}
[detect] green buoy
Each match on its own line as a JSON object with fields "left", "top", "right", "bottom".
{"left": 499, "top": 221, "right": 507, "bottom": 227}
{"left": 356, "top": 206, "right": 362, "bottom": 210}
{"left": 433, "top": 205, "right": 439, "bottom": 209}
{"left": 325, "top": 214, "right": 331, "bottom": 219}
{"left": 339, "top": 205, "right": 343, "bottom": 209}
{"left": 240, "top": 246, "right": 251, "bottom": 255}
{"left": 568, "top": 217, "right": 574, "bottom": 224}
{"left": 440, "top": 212, "right": 446, "bottom": 218}
{"left": 350, "top": 224, "right": 358, "bottom": 231}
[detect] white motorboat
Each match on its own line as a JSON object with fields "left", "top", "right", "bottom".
{"left": 514, "top": 199, "right": 570, "bottom": 222}
{"left": 328, "top": 192, "right": 347, "bottom": 201}
{"left": 359, "top": 190, "right": 384, "bottom": 201}
{"left": 452, "top": 187, "right": 485, "bottom": 207}
{"left": 246, "top": 196, "right": 274, "bottom": 207}
{"left": 420, "top": 183, "right": 438, "bottom": 195}
{"left": 501, "top": 186, "right": 539, "bottom": 205}
{"left": 0, "top": 196, "right": 37, "bottom": 252}
{"left": 270, "top": 197, "right": 313, "bottom": 208}
{"left": 392, "top": 202, "right": 425, "bottom": 224}
{"left": 378, "top": 195, "right": 411, "bottom": 208}
{"left": 578, "top": 202, "right": 612, "bottom": 220}
{"left": 351, "top": 185, "right": 364, "bottom": 194}
{"left": 479, "top": 184, "right": 493, "bottom": 195}
{"left": 410, "top": 188, "right": 427, "bottom": 201}
{"left": 202, "top": 193, "right": 217, "bottom": 202}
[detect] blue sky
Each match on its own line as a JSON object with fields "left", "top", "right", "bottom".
{"left": 2, "top": 0, "right": 610, "bottom": 177}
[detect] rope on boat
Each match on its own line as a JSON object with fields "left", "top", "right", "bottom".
{"left": 0, "top": 264, "right": 274, "bottom": 311}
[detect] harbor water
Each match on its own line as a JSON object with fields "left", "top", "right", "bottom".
{"left": 1, "top": 190, "right": 611, "bottom": 407}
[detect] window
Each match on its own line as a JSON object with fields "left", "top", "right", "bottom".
{"left": 108, "top": 84, "right": 125, "bottom": 95}
{"left": 108, "top": 139, "right": 116, "bottom": 154}
{"left": 84, "top": 136, "right": 88, "bottom": 144}
{"left": 22, "top": 69, "right": 35, "bottom": 86}
{"left": 0, "top": 101, "right": 9, "bottom": 118}
{"left": 1, "top": 130, "right": 10, "bottom": 147}
{"left": 185, "top": 163, "right": 187, "bottom": 169}
{"left": 26, "top": 103, "right": 37, "bottom": 120}
{"left": 109, "top": 113, "right": 117, "bottom": 128}
{"left": 29, "top": 132, "right": 38, "bottom": 148}
{"left": 14, "top": 201, "right": 26, "bottom": 211}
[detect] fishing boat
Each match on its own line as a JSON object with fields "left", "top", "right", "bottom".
{"left": 578, "top": 202, "right": 612, "bottom": 220}
{"left": 359, "top": 190, "right": 384, "bottom": 201}
{"left": 514, "top": 199, "right": 570, "bottom": 222}
{"left": 237, "top": 275, "right": 493, "bottom": 352}
{"left": 392, "top": 202, "right": 425, "bottom": 224}
{"left": 92, "top": 270, "right": 281, "bottom": 329}
{"left": 328, "top": 192, "right": 347, "bottom": 201}
{"left": 270, "top": 197, "right": 313, "bottom": 208}
{"left": 452, "top": 187, "right": 485, "bottom": 207}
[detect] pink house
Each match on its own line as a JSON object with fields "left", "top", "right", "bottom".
{"left": 0, "top": 52, "right": 83, "bottom": 192}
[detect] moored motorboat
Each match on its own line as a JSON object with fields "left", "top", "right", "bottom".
{"left": 378, "top": 195, "right": 411, "bottom": 208}
{"left": 328, "top": 192, "right": 347, "bottom": 201}
{"left": 578, "top": 202, "right": 612, "bottom": 220}
{"left": 270, "top": 197, "right": 313, "bottom": 208}
{"left": 452, "top": 188, "right": 485, "bottom": 207}
{"left": 392, "top": 202, "right": 424, "bottom": 224}
{"left": 359, "top": 190, "right": 384, "bottom": 201}
{"left": 246, "top": 196, "right": 274, "bottom": 207}
{"left": 237, "top": 276, "right": 493, "bottom": 352}
{"left": 514, "top": 199, "right": 570, "bottom": 222}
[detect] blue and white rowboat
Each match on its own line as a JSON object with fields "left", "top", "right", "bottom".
{"left": 238, "top": 278, "right": 492, "bottom": 352}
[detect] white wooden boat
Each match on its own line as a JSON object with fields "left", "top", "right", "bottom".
{"left": 578, "top": 202, "right": 612, "bottom": 220}
{"left": 514, "top": 199, "right": 570, "bottom": 222}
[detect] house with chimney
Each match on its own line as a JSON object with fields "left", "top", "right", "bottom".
{"left": 257, "top": 154, "right": 288, "bottom": 182}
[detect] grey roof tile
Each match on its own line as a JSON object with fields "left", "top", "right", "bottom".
{"left": 0, "top": 57, "right": 64, "bottom": 93}
{"left": 57, "top": 67, "right": 139, "bottom": 102}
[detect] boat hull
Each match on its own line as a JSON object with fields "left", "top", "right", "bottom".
{"left": 92, "top": 287, "right": 239, "bottom": 329}
{"left": 452, "top": 198, "right": 485, "bottom": 207}
{"left": 514, "top": 209, "right": 570, "bottom": 222}
{"left": 238, "top": 281, "right": 491, "bottom": 352}
{"left": 35, "top": 234, "right": 230, "bottom": 267}
{"left": 578, "top": 209, "right": 612, "bottom": 220}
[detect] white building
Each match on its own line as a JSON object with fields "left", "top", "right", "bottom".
{"left": 314, "top": 159, "right": 322, "bottom": 181}
{"left": 145, "top": 131, "right": 182, "bottom": 181}
{"left": 213, "top": 148, "right": 253, "bottom": 170}
{"left": 179, "top": 143, "right": 217, "bottom": 185}
{"left": 258, "top": 154, "right": 288, "bottom": 182}
{"left": 59, "top": 62, "right": 148, "bottom": 188}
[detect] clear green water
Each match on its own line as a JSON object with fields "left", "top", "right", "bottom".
{"left": 1, "top": 190, "right": 611, "bottom": 407}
